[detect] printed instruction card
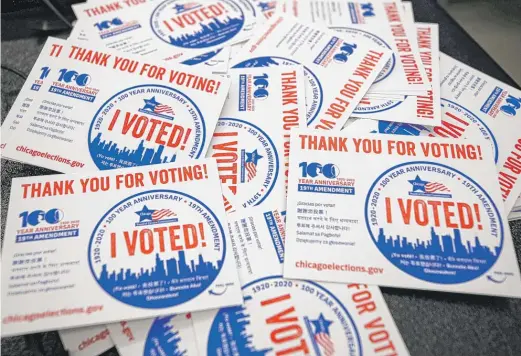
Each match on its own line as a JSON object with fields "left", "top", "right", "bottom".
{"left": 1, "top": 160, "right": 242, "bottom": 336}
{"left": 192, "top": 205, "right": 409, "bottom": 355}
{"left": 284, "top": 129, "right": 521, "bottom": 298}
{"left": 207, "top": 66, "right": 306, "bottom": 211}
{"left": 73, "top": 0, "right": 257, "bottom": 62}
{"left": 1, "top": 38, "right": 229, "bottom": 173}
{"left": 231, "top": 14, "right": 392, "bottom": 129}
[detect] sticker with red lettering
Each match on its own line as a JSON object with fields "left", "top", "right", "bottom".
{"left": 284, "top": 129, "right": 521, "bottom": 297}
{"left": 207, "top": 66, "right": 306, "bottom": 210}
{"left": 107, "top": 314, "right": 199, "bottom": 356}
{"left": 285, "top": 0, "right": 431, "bottom": 94}
{"left": 346, "top": 100, "right": 497, "bottom": 163}
{"left": 1, "top": 160, "right": 242, "bottom": 337}
{"left": 367, "top": 162, "right": 502, "bottom": 284}
{"left": 441, "top": 53, "right": 521, "bottom": 213}
{"left": 0, "top": 39, "right": 67, "bottom": 150}
{"left": 89, "top": 189, "right": 226, "bottom": 308}
{"left": 329, "top": 25, "right": 405, "bottom": 93}
{"left": 192, "top": 205, "right": 409, "bottom": 356}
{"left": 59, "top": 325, "right": 114, "bottom": 356}
{"left": 72, "top": 0, "right": 255, "bottom": 62}
{"left": 1, "top": 38, "right": 230, "bottom": 173}
{"left": 352, "top": 23, "right": 441, "bottom": 126}
{"left": 68, "top": 18, "right": 233, "bottom": 73}
{"left": 232, "top": 56, "right": 322, "bottom": 126}
{"left": 89, "top": 84, "right": 205, "bottom": 170}
{"left": 231, "top": 15, "right": 392, "bottom": 130}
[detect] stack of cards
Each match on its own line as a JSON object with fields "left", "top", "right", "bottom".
{"left": 1, "top": 0, "right": 520, "bottom": 355}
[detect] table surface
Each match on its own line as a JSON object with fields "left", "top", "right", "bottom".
{"left": 1, "top": 0, "right": 521, "bottom": 355}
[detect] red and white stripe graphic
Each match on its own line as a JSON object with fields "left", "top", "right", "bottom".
{"left": 154, "top": 104, "right": 174, "bottom": 115}
{"left": 152, "top": 209, "right": 176, "bottom": 221}
{"left": 245, "top": 161, "right": 257, "bottom": 181}
{"left": 425, "top": 182, "right": 450, "bottom": 193}
{"left": 316, "top": 332, "right": 335, "bottom": 356}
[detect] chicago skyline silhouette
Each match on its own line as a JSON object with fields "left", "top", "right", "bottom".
{"left": 208, "top": 295, "right": 272, "bottom": 355}
{"left": 376, "top": 226, "right": 499, "bottom": 261}
{"left": 145, "top": 315, "right": 188, "bottom": 356}
{"left": 168, "top": 17, "right": 244, "bottom": 48}
{"left": 97, "top": 251, "right": 221, "bottom": 285}
{"left": 90, "top": 133, "right": 177, "bottom": 167}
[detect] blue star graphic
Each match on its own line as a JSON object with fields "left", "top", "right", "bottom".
{"left": 135, "top": 205, "right": 156, "bottom": 222}
{"left": 142, "top": 96, "right": 160, "bottom": 111}
{"left": 408, "top": 175, "right": 429, "bottom": 192}
{"left": 311, "top": 313, "right": 333, "bottom": 335}
{"left": 246, "top": 149, "right": 263, "bottom": 165}
{"left": 174, "top": 4, "right": 185, "bottom": 12}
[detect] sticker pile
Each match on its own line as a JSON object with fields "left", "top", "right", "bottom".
{"left": 1, "top": 0, "right": 520, "bottom": 355}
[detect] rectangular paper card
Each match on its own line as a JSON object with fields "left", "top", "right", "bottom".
{"left": 284, "top": 0, "right": 430, "bottom": 94}
{"left": 59, "top": 325, "right": 114, "bottom": 356}
{"left": 68, "top": 19, "right": 232, "bottom": 74}
{"left": 353, "top": 23, "right": 441, "bottom": 126}
{"left": 107, "top": 315, "right": 199, "bottom": 355}
{"left": 1, "top": 160, "right": 242, "bottom": 336}
{"left": 193, "top": 205, "right": 410, "bottom": 355}
{"left": 441, "top": 53, "right": 521, "bottom": 213}
{"left": 283, "top": 4, "right": 413, "bottom": 95}
{"left": 284, "top": 129, "right": 521, "bottom": 297}
{"left": 72, "top": 0, "right": 256, "bottom": 62}
{"left": 230, "top": 14, "right": 393, "bottom": 130}
{"left": 343, "top": 53, "right": 518, "bottom": 213}
{"left": 0, "top": 40, "right": 62, "bottom": 150}
{"left": 1, "top": 37, "right": 229, "bottom": 172}
{"left": 206, "top": 66, "right": 307, "bottom": 211}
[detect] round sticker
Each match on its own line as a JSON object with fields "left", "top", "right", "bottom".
{"left": 89, "top": 84, "right": 205, "bottom": 170}
{"left": 89, "top": 189, "right": 226, "bottom": 308}
{"left": 331, "top": 26, "right": 395, "bottom": 83}
{"left": 208, "top": 117, "right": 279, "bottom": 208}
{"left": 233, "top": 56, "right": 323, "bottom": 126}
{"left": 440, "top": 99, "right": 498, "bottom": 163}
{"left": 207, "top": 276, "right": 362, "bottom": 355}
{"left": 150, "top": 0, "right": 248, "bottom": 49}
{"left": 145, "top": 314, "right": 192, "bottom": 354}
{"left": 365, "top": 161, "right": 504, "bottom": 284}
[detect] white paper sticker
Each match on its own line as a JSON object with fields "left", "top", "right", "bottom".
{"left": 207, "top": 66, "right": 307, "bottom": 212}
{"left": 285, "top": 0, "right": 430, "bottom": 94}
{"left": 1, "top": 160, "right": 242, "bottom": 336}
{"left": 230, "top": 14, "right": 392, "bottom": 129}
{"left": 69, "top": 19, "right": 232, "bottom": 74}
{"left": 193, "top": 205, "right": 410, "bottom": 355}
{"left": 72, "top": 0, "right": 257, "bottom": 62}
{"left": 353, "top": 23, "right": 441, "bottom": 125}
{"left": 59, "top": 325, "right": 113, "bottom": 356}
{"left": 440, "top": 53, "right": 521, "bottom": 213}
{"left": 284, "top": 129, "right": 521, "bottom": 297}
{"left": 1, "top": 38, "right": 229, "bottom": 173}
